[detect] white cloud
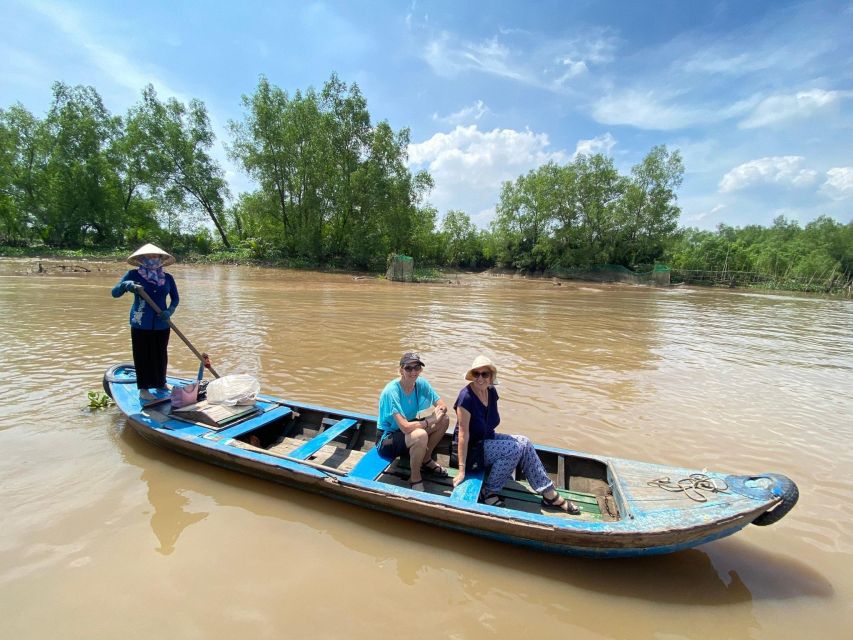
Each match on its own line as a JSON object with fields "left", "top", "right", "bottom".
{"left": 681, "top": 50, "right": 771, "bottom": 75}
{"left": 432, "top": 100, "right": 490, "bottom": 125}
{"left": 424, "top": 33, "right": 529, "bottom": 82}
{"left": 591, "top": 89, "right": 755, "bottom": 130}
{"left": 574, "top": 132, "right": 616, "bottom": 158}
{"left": 408, "top": 125, "right": 568, "bottom": 225}
{"left": 30, "top": 1, "right": 184, "bottom": 101}
{"left": 821, "top": 167, "right": 853, "bottom": 200}
{"left": 719, "top": 156, "right": 819, "bottom": 193}
{"left": 421, "top": 28, "right": 616, "bottom": 93}
{"left": 552, "top": 56, "right": 588, "bottom": 86}
{"left": 739, "top": 89, "right": 849, "bottom": 129}
{"left": 682, "top": 203, "right": 725, "bottom": 224}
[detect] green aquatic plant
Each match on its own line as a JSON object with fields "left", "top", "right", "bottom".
{"left": 87, "top": 391, "right": 114, "bottom": 409}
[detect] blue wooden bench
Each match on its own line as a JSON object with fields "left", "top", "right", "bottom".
{"left": 288, "top": 418, "right": 358, "bottom": 460}
{"left": 449, "top": 468, "right": 484, "bottom": 502}
{"left": 346, "top": 446, "right": 392, "bottom": 480}
{"left": 203, "top": 405, "right": 292, "bottom": 441}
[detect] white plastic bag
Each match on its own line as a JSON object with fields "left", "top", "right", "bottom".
{"left": 205, "top": 374, "right": 260, "bottom": 406}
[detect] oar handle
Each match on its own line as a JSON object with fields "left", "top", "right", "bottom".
{"left": 132, "top": 285, "right": 220, "bottom": 378}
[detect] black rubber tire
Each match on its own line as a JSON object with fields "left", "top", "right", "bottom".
{"left": 102, "top": 363, "right": 136, "bottom": 399}
{"left": 752, "top": 475, "right": 799, "bottom": 526}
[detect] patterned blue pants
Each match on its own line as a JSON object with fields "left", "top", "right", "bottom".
{"left": 483, "top": 433, "right": 555, "bottom": 495}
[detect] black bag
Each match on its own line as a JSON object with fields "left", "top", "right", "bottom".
{"left": 451, "top": 428, "right": 486, "bottom": 472}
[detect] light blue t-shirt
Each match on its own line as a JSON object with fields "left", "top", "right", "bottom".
{"left": 378, "top": 377, "right": 440, "bottom": 432}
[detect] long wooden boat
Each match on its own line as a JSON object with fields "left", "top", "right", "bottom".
{"left": 103, "top": 363, "right": 798, "bottom": 558}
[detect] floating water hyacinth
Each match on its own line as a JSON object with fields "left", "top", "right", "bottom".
{"left": 87, "top": 391, "right": 114, "bottom": 410}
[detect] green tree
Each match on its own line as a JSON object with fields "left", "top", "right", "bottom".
{"left": 492, "top": 167, "right": 556, "bottom": 270}
{"left": 230, "top": 75, "right": 436, "bottom": 269}
{"left": 38, "top": 83, "right": 125, "bottom": 246}
{"left": 133, "top": 85, "right": 231, "bottom": 246}
{"left": 321, "top": 74, "right": 372, "bottom": 260}
{"left": 0, "top": 104, "right": 47, "bottom": 241}
{"left": 618, "top": 145, "right": 684, "bottom": 266}
{"left": 558, "top": 154, "right": 625, "bottom": 266}
{"left": 441, "top": 209, "right": 481, "bottom": 267}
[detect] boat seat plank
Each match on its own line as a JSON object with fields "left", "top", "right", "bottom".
{"left": 204, "top": 405, "right": 292, "bottom": 440}
{"left": 230, "top": 439, "right": 367, "bottom": 474}
{"left": 307, "top": 443, "right": 366, "bottom": 472}
{"left": 450, "top": 469, "right": 484, "bottom": 502}
{"left": 289, "top": 419, "right": 357, "bottom": 460}
{"left": 502, "top": 478, "right": 600, "bottom": 507}
{"left": 347, "top": 447, "right": 391, "bottom": 480}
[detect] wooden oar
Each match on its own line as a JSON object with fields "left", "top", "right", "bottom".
{"left": 132, "top": 285, "right": 221, "bottom": 378}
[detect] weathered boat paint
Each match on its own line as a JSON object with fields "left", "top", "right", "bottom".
{"left": 104, "top": 363, "right": 797, "bottom": 558}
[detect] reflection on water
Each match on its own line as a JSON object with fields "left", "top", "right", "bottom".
{"left": 0, "top": 260, "right": 851, "bottom": 639}
{"left": 119, "top": 420, "right": 834, "bottom": 606}
{"left": 142, "top": 463, "right": 208, "bottom": 556}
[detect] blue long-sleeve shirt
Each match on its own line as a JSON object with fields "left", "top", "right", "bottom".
{"left": 112, "top": 269, "right": 179, "bottom": 330}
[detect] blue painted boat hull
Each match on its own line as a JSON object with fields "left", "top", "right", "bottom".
{"left": 104, "top": 364, "right": 797, "bottom": 558}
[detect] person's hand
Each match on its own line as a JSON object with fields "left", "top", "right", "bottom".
{"left": 453, "top": 471, "right": 465, "bottom": 487}
{"left": 159, "top": 308, "right": 173, "bottom": 321}
{"left": 121, "top": 280, "right": 139, "bottom": 293}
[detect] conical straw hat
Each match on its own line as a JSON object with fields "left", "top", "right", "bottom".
{"left": 127, "top": 243, "right": 175, "bottom": 267}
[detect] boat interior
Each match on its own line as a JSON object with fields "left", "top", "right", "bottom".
{"left": 152, "top": 393, "right": 620, "bottom": 521}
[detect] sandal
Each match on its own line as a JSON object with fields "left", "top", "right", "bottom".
{"left": 542, "top": 492, "right": 581, "bottom": 515}
{"left": 481, "top": 492, "right": 506, "bottom": 508}
{"left": 421, "top": 460, "right": 450, "bottom": 478}
{"left": 409, "top": 480, "right": 425, "bottom": 492}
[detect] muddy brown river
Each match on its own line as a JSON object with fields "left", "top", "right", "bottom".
{"left": 1, "top": 258, "right": 851, "bottom": 639}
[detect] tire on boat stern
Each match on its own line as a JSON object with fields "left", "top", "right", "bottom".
{"left": 726, "top": 472, "right": 799, "bottom": 527}
{"left": 103, "top": 363, "right": 136, "bottom": 399}
{"left": 751, "top": 474, "right": 799, "bottom": 527}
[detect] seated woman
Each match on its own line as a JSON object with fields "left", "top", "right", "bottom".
{"left": 377, "top": 352, "right": 451, "bottom": 491}
{"left": 452, "top": 355, "right": 580, "bottom": 514}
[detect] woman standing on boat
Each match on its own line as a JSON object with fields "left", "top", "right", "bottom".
{"left": 111, "top": 243, "right": 179, "bottom": 401}
{"left": 453, "top": 355, "right": 580, "bottom": 514}
{"left": 377, "top": 352, "right": 451, "bottom": 491}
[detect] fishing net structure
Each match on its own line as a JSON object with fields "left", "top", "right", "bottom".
{"left": 549, "top": 264, "right": 671, "bottom": 286}
{"left": 386, "top": 254, "right": 414, "bottom": 282}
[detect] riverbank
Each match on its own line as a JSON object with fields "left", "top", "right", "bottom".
{"left": 2, "top": 246, "right": 850, "bottom": 297}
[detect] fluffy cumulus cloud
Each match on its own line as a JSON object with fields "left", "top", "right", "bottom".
{"left": 719, "top": 156, "right": 819, "bottom": 193}
{"left": 821, "top": 167, "right": 853, "bottom": 200}
{"left": 408, "top": 125, "right": 568, "bottom": 225}
{"left": 739, "top": 89, "right": 849, "bottom": 128}
{"left": 574, "top": 132, "right": 616, "bottom": 158}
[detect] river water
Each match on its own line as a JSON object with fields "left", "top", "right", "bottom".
{"left": 0, "top": 258, "right": 851, "bottom": 639}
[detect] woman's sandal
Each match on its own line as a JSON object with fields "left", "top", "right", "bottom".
{"left": 409, "top": 480, "right": 425, "bottom": 492}
{"left": 542, "top": 492, "right": 581, "bottom": 515}
{"left": 481, "top": 492, "right": 506, "bottom": 508}
{"left": 421, "top": 460, "right": 450, "bottom": 478}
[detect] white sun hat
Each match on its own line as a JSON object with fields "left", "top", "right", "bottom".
{"left": 127, "top": 243, "right": 176, "bottom": 267}
{"left": 465, "top": 355, "right": 498, "bottom": 383}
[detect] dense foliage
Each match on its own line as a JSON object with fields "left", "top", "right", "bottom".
{"left": 1, "top": 77, "right": 850, "bottom": 293}
{"left": 491, "top": 146, "right": 684, "bottom": 271}
{"left": 665, "top": 216, "right": 853, "bottom": 290}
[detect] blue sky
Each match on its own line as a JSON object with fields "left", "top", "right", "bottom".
{"left": 2, "top": 0, "right": 852, "bottom": 231}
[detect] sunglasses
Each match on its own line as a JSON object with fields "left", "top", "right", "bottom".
{"left": 403, "top": 364, "right": 423, "bottom": 372}
{"left": 471, "top": 370, "right": 491, "bottom": 379}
